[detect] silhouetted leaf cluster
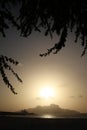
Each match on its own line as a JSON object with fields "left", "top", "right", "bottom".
{"left": 0, "top": 55, "right": 22, "bottom": 94}
{"left": 0, "top": 0, "right": 87, "bottom": 56}
{"left": 0, "top": 0, "right": 20, "bottom": 37}
{"left": 18, "top": 0, "right": 87, "bottom": 56}
{"left": 0, "top": 0, "right": 87, "bottom": 93}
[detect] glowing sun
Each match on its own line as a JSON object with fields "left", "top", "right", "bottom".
{"left": 40, "top": 87, "right": 55, "bottom": 99}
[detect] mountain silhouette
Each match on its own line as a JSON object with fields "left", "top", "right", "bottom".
{"left": 0, "top": 104, "right": 87, "bottom": 118}
{"left": 25, "top": 104, "right": 82, "bottom": 117}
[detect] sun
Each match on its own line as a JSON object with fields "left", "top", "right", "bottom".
{"left": 40, "top": 86, "right": 55, "bottom": 99}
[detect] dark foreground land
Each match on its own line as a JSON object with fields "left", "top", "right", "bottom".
{"left": 0, "top": 116, "right": 87, "bottom": 130}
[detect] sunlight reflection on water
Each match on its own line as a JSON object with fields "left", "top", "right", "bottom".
{"left": 40, "top": 114, "right": 56, "bottom": 118}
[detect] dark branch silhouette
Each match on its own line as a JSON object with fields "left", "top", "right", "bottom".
{"left": 18, "top": 0, "right": 87, "bottom": 56}
{"left": 1, "top": 0, "right": 87, "bottom": 56}
{"left": 0, "top": 1, "right": 22, "bottom": 94}
{"left": 0, "top": 0, "right": 87, "bottom": 93}
{"left": 0, "top": 55, "right": 22, "bottom": 94}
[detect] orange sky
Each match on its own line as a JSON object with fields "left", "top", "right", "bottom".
{"left": 0, "top": 29, "right": 87, "bottom": 113}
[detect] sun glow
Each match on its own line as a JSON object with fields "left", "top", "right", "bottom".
{"left": 40, "top": 86, "right": 55, "bottom": 99}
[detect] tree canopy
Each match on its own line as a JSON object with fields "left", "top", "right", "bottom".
{"left": 0, "top": 0, "right": 87, "bottom": 93}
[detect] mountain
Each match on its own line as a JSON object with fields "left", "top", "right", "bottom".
{"left": 0, "top": 110, "right": 36, "bottom": 116}
{"left": 25, "top": 104, "right": 82, "bottom": 117}
{"left": 1, "top": 104, "right": 87, "bottom": 118}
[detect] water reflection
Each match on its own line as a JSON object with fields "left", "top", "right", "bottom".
{"left": 41, "top": 114, "right": 56, "bottom": 118}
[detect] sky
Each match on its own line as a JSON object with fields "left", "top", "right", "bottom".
{"left": 0, "top": 26, "right": 87, "bottom": 113}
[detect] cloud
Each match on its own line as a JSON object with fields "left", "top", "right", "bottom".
{"left": 70, "top": 96, "right": 75, "bottom": 98}
{"left": 36, "top": 97, "right": 42, "bottom": 100}
{"left": 36, "top": 96, "right": 54, "bottom": 100}
{"left": 78, "top": 95, "right": 83, "bottom": 98}
{"left": 69, "top": 95, "right": 83, "bottom": 99}
{"left": 57, "top": 84, "right": 67, "bottom": 88}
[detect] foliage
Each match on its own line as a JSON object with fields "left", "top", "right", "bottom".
{"left": 1, "top": 0, "right": 87, "bottom": 56}
{"left": 18, "top": 0, "right": 87, "bottom": 56}
{"left": 0, "top": 55, "right": 22, "bottom": 94}
{"left": 0, "top": 0, "right": 87, "bottom": 93}
{"left": 0, "top": 0, "right": 20, "bottom": 37}
{"left": 0, "top": 1, "right": 22, "bottom": 94}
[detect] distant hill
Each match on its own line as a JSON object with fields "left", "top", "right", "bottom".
{"left": 25, "top": 104, "right": 87, "bottom": 117}
{"left": 0, "top": 110, "right": 36, "bottom": 116}
{"left": 0, "top": 104, "right": 87, "bottom": 118}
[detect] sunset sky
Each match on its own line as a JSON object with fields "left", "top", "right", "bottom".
{"left": 0, "top": 26, "right": 87, "bottom": 113}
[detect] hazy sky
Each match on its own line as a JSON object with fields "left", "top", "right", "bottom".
{"left": 0, "top": 26, "right": 87, "bottom": 113}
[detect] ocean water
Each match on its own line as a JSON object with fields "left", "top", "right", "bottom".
{"left": 40, "top": 114, "right": 56, "bottom": 118}
{"left": 4, "top": 114, "right": 87, "bottom": 119}
{"left": 5, "top": 114, "right": 57, "bottom": 118}
{"left": 0, "top": 114, "right": 87, "bottom": 130}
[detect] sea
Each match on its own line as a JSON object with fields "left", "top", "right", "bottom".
{"left": 3, "top": 114, "right": 87, "bottom": 119}
{"left": 0, "top": 114, "right": 87, "bottom": 130}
